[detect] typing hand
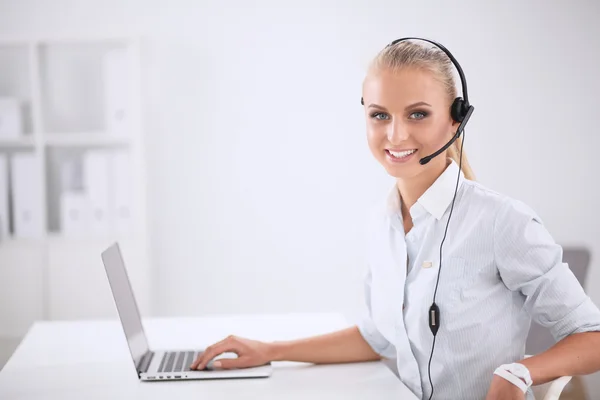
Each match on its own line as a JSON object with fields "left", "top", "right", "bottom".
{"left": 485, "top": 375, "right": 526, "bottom": 400}
{"left": 190, "top": 335, "right": 273, "bottom": 370}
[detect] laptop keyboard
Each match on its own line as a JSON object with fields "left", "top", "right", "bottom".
{"left": 158, "top": 351, "right": 203, "bottom": 373}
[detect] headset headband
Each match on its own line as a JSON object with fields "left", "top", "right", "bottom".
{"left": 388, "top": 37, "right": 469, "bottom": 105}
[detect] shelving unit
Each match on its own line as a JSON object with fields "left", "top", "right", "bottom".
{"left": 0, "top": 136, "right": 35, "bottom": 149}
{"left": 44, "top": 132, "right": 131, "bottom": 147}
{"left": 0, "top": 36, "right": 150, "bottom": 339}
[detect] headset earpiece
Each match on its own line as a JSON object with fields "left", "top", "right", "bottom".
{"left": 361, "top": 97, "right": 364, "bottom": 106}
{"left": 450, "top": 97, "right": 468, "bottom": 123}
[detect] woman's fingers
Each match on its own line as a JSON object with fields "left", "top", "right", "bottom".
{"left": 190, "top": 337, "right": 228, "bottom": 370}
{"left": 190, "top": 337, "right": 242, "bottom": 370}
{"left": 192, "top": 344, "right": 227, "bottom": 370}
{"left": 213, "top": 356, "right": 255, "bottom": 370}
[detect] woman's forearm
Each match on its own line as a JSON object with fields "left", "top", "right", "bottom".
{"left": 520, "top": 331, "right": 600, "bottom": 385}
{"left": 268, "top": 325, "right": 382, "bottom": 364}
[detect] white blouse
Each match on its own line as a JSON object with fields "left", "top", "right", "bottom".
{"left": 357, "top": 158, "right": 600, "bottom": 400}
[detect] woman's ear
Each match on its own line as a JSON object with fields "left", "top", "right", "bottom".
{"left": 451, "top": 119, "right": 461, "bottom": 133}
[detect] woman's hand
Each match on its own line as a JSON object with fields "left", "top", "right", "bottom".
{"left": 190, "top": 335, "right": 273, "bottom": 370}
{"left": 485, "top": 375, "right": 526, "bottom": 400}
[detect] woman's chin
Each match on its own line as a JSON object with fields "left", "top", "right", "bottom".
{"left": 383, "top": 157, "right": 430, "bottom": 178}
{"left": 383, "top": 165, "right": 417, "bottom": 179}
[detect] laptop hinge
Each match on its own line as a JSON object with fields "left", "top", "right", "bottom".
{"left": 137, "top": 351, "right": 155, "bottom": 374}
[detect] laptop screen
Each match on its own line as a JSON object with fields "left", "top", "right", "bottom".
{"left": 101, "top": 242, "right": 150, "bottom": 370}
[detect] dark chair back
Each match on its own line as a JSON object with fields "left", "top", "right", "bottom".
{"left": 525, "top": 247, "right": 592, "bottom": 355}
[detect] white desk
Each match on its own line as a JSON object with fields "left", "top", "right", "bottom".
{"left": 0, "top": 313, "right": 418, "bottom": 399}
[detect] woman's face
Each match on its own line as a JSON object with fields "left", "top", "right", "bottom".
{"left": 362, "top": 67, "right": 458, "bottom": 180}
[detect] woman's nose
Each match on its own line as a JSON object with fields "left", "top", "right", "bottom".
{"left": 388, "top": 121, "right": 409, "bottom": 144}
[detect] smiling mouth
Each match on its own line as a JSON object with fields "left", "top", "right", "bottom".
{"left": 386, "top": 149, "right": 417, "bottom": 159}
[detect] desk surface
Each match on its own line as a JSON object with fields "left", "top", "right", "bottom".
{"left": 0, "top": 313, "right": 417, "bottom": 399}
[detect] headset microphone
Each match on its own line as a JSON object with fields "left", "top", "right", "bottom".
{"left": 419, "top": 105, "right": 474, "bottom": 165}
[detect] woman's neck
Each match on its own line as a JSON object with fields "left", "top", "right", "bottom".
{"left": 396, "top": 158, "right": 450, "bottom": 219}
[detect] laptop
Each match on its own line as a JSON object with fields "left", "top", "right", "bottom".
{"left": 100, "top": 242, "right": 273, "bottom": 381}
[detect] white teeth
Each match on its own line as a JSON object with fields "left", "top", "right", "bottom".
{"left": 389, "top": 149, "right": 416, "bottom": 158}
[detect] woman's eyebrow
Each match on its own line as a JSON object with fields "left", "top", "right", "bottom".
{"left": 367, "top": 103, "right": 388, "bottom": 110}
{"left": 404, "top": 101, "right": 432, "bottom": 110}
{"left": 367, "top": 101, "right": 432, "bottom": 111}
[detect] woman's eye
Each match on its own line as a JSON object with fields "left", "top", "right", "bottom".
{"left": 371, "top": 112, "right": 390, "bottom": 120}
{"left": 409, "top": 111, "right": 428, "bottom": 120}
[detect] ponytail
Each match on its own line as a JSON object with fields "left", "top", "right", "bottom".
{"left": 447, "top": 138, "right": 475, "bottom": 181}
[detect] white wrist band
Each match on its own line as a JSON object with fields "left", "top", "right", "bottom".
{"left": 494, "top": 367, "right": 528, "bottom": 393}
{"left": 494, "top": 363, "right": 532, "bottom": 393}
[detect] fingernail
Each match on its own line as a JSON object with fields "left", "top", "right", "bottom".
{"left": 213, "top": 361, "right": 222, "bottom": 368}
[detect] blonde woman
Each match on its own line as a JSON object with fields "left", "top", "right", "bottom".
{"left": 191, "top": 38, "right": 600, "bottom": 400}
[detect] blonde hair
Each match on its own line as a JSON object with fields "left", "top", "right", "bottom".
{"left": 369, "top": 39, "right": 476, "bottom": 181}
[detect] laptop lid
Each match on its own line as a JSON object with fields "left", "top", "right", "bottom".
{"left": 101, "top": 242, "right": 150, "bottom": 372}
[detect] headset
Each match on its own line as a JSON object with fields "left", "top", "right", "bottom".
{"left": 361, "top": 37, "right": 474, "bottom": 400}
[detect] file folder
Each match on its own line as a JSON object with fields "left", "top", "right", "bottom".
{"left": 60, "top": 190, "right": 90, "bottom": 235}
{"left": 0, "top": 97, "right": 23, "bottom": 139}
{"left": 11, "top": 153, "right": 44, "bottom": 238}
{"left": 103, "top": 49, "right": 131, "bottom": 136}
{"left": 111, "top": 150, "right": 133, "bottom": 234}
{"left": 0, "top": 154, "right": 9, "bottom": 240}
{"left": 83, "top": 150, "right": 112, "bottom": 235}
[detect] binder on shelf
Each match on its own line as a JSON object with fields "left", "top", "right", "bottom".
{"left": 0, "top": 97, "right": 23, "bottom": 139}
{"left": 60, "top": 190, "right": 90, "bottom": 235}
{"left": 83, "top": 150, "right": 112, "bottom": 235}
{"left": 60, "top": 157, "right": 84, "bottom": 192}
{"left": 11, "top": 153, "right": 44, "bottom": 238}
{"left": 111, "top": 150, "right": 133, "bottom": 234}
{"left": 0, "top": 155, "right": 9, "bottom": 241}
{"left": 103, "top": 48, "right": 132, "bottom": 137}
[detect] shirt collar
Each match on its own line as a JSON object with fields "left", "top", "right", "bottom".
{"left": 386, "top": 158, "right": 465, "bottom": 221}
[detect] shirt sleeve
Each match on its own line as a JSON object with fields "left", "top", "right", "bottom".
{"left": 356, "top": 266, "right": 397, "bottom": 359}
{"left": 493, "top": 198, "right": 600, "bottom": 342}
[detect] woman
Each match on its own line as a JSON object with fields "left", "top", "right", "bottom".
{"left": 191, "top": 39, "right": 600, "bottom": 400}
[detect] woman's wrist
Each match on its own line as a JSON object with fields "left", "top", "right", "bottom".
{"left": 267, "top": 341, "right": 289, "bottom": 362}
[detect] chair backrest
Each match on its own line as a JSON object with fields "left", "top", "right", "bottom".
{"left": 525, "top": 246, "right": 592, "bottom": 355}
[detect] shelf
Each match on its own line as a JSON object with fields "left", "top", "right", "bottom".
{"left": 0, "top": 233, "right": 138, "bottom": 245}
{"left": 44, "top": 132, "right": 130, "bottom": 147}
{"left": 0, "top": 136, "right": 35, "bottom": 150}
{"left": 46, "top": 232, "right": 138, "bottom": 244}
{"left": 0, "top": 237, "right": 46, "bottom": 251}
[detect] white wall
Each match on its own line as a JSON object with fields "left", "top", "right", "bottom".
{"left": 2, "top": 0, "right": 599, "bottom": 316}
{"left": 1, "top": 0, "right": 599, "bottom": 388}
